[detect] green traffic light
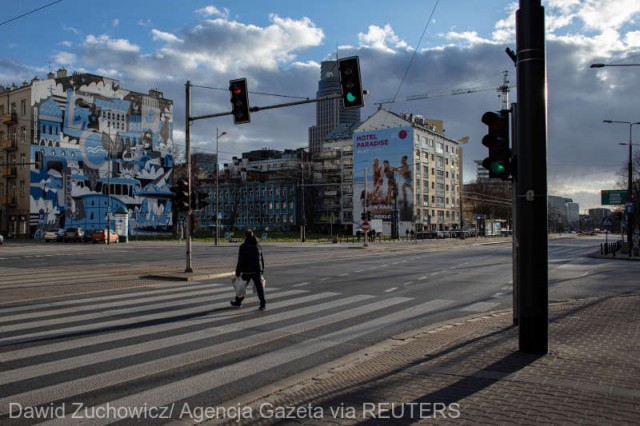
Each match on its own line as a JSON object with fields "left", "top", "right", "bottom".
{"left": 346, "top": 92, "right": 356, "bottom": 103}
{"left": 490, "top": 161, "right": 506, "bottom": 176}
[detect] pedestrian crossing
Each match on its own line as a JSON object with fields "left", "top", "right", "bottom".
{"left": 0, "top": 280, "right": 467, "bottom": 423}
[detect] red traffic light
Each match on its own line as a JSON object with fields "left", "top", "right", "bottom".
{"left": 229, "top": 78, "right": 251, "bottom": 124}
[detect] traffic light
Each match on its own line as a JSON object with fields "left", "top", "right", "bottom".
{"left": 361, "top": 212, "right": 366, "bottom": 221}
{"left": 481, "top": 110, "right": 511, "bottom": 180}
{"left": 172, "top": 179, "right": 189, "bottom": 211}
{"left": 337, "top": 56, "right": 364, "bottom": 109}
{"left": 229, "top": 78, "right": 251, "bottom": 124}
{"left": 367, "top": 211, "right": 372, "bottom": 221}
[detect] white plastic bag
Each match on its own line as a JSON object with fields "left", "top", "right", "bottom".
{"left": 231, "top": 274, "right": 247, "bottom": 298}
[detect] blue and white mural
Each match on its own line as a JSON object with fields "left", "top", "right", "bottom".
{"left": 29, "top": 74, "right": 174, "bottom": 236}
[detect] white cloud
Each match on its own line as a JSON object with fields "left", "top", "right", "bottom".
{"left": 84, "top": 35, "right": 140, "bottom": 53}
{"left": 52, "top": 51, "right": 77, "bottom": 66}
{"left": 357, "top": 24, "right": 410, "bottom": 52}
{"left": 195, "top": 5, "right": 229, "bottom": 19}
{"left": 151, "top": 29, "right": 182, "bottom": 43}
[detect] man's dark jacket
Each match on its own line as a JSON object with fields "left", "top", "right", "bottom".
{"left": 235, "top": 236, "right": 263, "bottom": 277}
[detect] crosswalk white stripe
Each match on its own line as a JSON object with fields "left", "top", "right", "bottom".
{"left": 0, "top": 291, "right": 338, "bottom": 363}
{"left": 0, "top": 285, "right": 233, "bottom": 324}
{"left": 0, "top": 282, "right": 220, "bottom": 314}
{"left": 0, "top": 287, "right": 234, "bottom": 333}
{"left": 1, "top": 293, "right": 368, "bottom": 384}
{"left": 38, "top": 299, "right": 453, "bottom": 426}
{"left": 0, "top": 289, "right": 307, "bottom": 346}
{"left": 2, "top": 296, "right": 418, "bottom": 417}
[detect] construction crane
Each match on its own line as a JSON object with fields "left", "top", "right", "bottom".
{"left": 375, "top": 70, "right": 513, "bottom": 110}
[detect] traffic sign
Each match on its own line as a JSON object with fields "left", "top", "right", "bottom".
{"left": 601, "top": 189, "right": 627, "bottom": 205}
{"left": 362, "top": 221, "right": 370, "bottom": 231}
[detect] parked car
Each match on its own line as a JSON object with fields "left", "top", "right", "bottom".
{"left": 82, "top": 231, "right": 94, "bottom": 243}
{"left": 63, "top": 227, "right": 85, "bottom": 242}
{"left": 44, "top": 228, "right": 64, "bottom": 242}
{"left": 92, "top": 228, "right": 119, "bottom": 244}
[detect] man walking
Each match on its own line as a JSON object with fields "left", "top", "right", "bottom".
{"left": 231, "top": 229, "right": 266, "bottom": 310}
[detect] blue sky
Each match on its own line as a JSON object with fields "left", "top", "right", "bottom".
{"left": 2, "top": 0, "right": 640, "bottom": 211}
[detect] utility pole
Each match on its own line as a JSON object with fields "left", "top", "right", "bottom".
{"left": 516, "top": 0, "right": 548, "bottom": 354}
{"left": 215, "top": 128, "right": 226, "bottom": 246}
{"left": 185, "top": 82, "right": 193, "bottom": 273}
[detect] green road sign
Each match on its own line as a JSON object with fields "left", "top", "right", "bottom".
{"left": 601, "top": 189, "right": 627, "bottom": 205}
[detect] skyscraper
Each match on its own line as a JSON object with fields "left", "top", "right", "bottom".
{"left": 308, "top": 61, "right": 360, "bottom": 158}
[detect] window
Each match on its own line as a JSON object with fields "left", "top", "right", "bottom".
{"left": 21, "top": 100, "right": 27, "bottom": 116}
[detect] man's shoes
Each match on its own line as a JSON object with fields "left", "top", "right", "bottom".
{"left": 258, "top": 305, "right": 267, "bottom": 311}
{"left": 230, "top": 300, "right": 242, "bottom": 307}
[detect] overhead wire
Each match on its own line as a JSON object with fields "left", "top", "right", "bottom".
{"left": 0, "top": 0, "right": 63, "bottom": 27}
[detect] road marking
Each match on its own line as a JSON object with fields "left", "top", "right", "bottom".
{"left": 418, "top": 276, "right": 428, "bottom": 281}
{"left": 385, "top": 287, "right": 398, "bottom": 293}
{"left": 37, "top": 299, "right": 454, "bottom": 425}
{"left": 1, "top": 296, "right": 422, "bottom": 417}
{"left": 402, "top": 281, "right": 413, "bottom": 286}
{"left": 292, "top": 282, "right": 311, "bottom": 287}
{"left": 460, "top": 301, "right": 501, "bottom": 312}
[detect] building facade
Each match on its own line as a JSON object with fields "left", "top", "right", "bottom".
{"left": 352, "top": 109, "right": 462, "bottom": 236}
{"left": 0, "top": 69, "right": 174, "bottom": 238}
{"left": 193, "top": 148, "right": 307, "bottom": 232}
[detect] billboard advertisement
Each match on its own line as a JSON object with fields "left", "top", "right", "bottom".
{"left": 353, "top": 126, "right": 414, "bottom": 234}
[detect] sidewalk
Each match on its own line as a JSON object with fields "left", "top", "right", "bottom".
{"left": 210, "top": 294, "right": 640, "bottom": 425}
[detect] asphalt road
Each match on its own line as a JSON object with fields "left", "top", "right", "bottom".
{"left": 1, "top": 235, "right": 638, "bottom": 424}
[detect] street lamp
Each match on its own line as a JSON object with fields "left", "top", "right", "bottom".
{"left": 603, "top": 119, "right": 640, "bottom": 257}
{"left": 590, "top": 63, "right": 640, "bottom": 68}
{"left": 215, "top": 128, "right": 227, "bottom": 246}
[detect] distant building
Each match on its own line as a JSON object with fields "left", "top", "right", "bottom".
{"left": 0, "top": 69, "right": 174, "bottom": 238}
{"left": 588, "top": 208, "right": 611, "bottom": 229}
{"left": 193, "top": 148, "right": 308, "bottom": 232}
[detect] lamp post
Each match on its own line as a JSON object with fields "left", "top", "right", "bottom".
{"left": 603, "top": 120, "right": 640, "bottom": 256}
{"left": 215, "top": 128, "right": 227, "bottom": 246}
{"left": 590, "top": 63, "right": 640, "bottom": 68}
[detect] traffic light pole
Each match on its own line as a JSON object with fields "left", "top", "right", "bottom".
{"left": 185, "top": 82, "right": 194, "bottom": 273}
{"left": 515, "top": 0, "right": 548, "bottom": 354}
{"left": 183, "top": 84, "right": 354, "bottom": 273}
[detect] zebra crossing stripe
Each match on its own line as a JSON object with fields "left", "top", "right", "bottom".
{"left": 0, "top": 289, "right": 307, "bottom": 346}
{"left": 0, "top": 281, "right": 221, "bottom": 315}
{"left": 0, "top": 286, "right": 231, "bottom": 326}
{"left": 0, "top": 291, "right": 337, "bottom": 363}
{"left": 0, "top": 293, "right": 366, "bottom": 384}
{"left": 37, "top": 299, "right": 454, "bottom": 426}
{"left": 1, "top": 295, "right": 419, "bottom": 417}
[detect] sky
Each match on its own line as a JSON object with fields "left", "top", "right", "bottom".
{"left": 2, "top": 0, "right": 640, "bottom": 213}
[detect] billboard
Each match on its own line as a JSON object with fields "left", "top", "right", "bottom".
{"left": 353, "top": 127, "right": 414, "bottom": 233}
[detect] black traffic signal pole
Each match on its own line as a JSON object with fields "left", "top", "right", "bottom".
{"left": 184, "top": 81, "right": 347, "bottom": 273}
{"left": 515, "top": 0, "right": 548, "bottom": 354}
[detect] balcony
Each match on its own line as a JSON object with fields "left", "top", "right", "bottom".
{"left": 2, "top": 166, "right": 17, "bottom": 178}
{"left": 2, "top": 195, "right": 16, "bottom": 206}
{"left": 1, "top": 112, "right": 17, "bottom": 125}
{"left": 2, "top": 139, "right": 17, "bottom": 151}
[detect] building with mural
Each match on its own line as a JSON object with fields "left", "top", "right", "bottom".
{"left": 0, "top": 68, "right": 174, "bottom": 238}
{"left": 352, "top": 109, "right": 463, "bottom": 237}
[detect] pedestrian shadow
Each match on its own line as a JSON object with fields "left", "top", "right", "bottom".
{"left": 356, "top": 351, "right": 542, "bottom": 425}
{"left": 263, "top": 322, "right": 541, "bottom": 426}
